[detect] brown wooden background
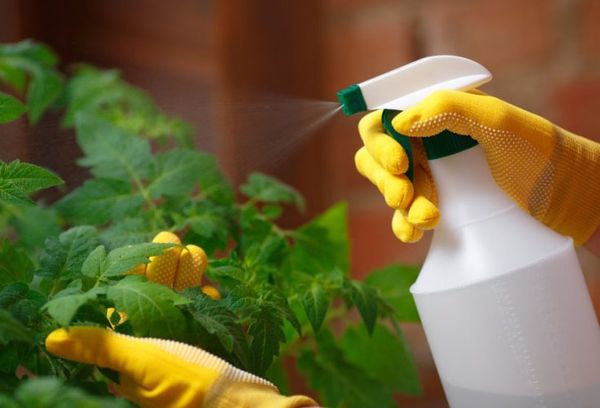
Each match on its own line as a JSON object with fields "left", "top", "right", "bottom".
{"left": 1, "top": 1, "right": 599, "bottom": 406}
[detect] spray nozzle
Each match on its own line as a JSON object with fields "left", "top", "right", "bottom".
{"left": 336, "top": 56, "right": 491, "bottom": 172}
{"left": 336, "top": 84, "right": 367, "bottom": 116}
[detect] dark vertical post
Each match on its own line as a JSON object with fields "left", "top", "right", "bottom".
{"left": 215, "top": 1, "right": 326, "bottom": 215}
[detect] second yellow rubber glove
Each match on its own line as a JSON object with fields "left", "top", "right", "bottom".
{"left": 130, "top": 231, "right": 208, "bottom": 291}
{"left": 46, "top": 327, "right": 318, "bottom": 408}
{"left": 356, "top": 90, "right": 600, "bottom": 245}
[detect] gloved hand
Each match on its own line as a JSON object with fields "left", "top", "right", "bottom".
{"left": 45, "top": 327, "right": 318, "bottom": 408}
{"left": 107, "top": 231, "right": 218, "bottom": 327}
{"left": 355, "top": 90, "right": 600, "bottom": 245}
{"left": 129, "top": 231, "right": 208, "bottom": 291}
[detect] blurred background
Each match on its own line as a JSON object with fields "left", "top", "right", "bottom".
{"left": 1, "top": 0, "right": 599, "bottom": 406}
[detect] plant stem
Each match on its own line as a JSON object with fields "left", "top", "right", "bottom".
{"left": 279, "top": 305, "right": 348, "bottom": 357}
{"left": 130, "top": 172, "right": 166, "bottom": 228}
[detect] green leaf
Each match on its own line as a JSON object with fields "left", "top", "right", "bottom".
{"left": 238, "top": 204, "right": 275, "bottom": 254}
{"left": 301, "top": 282, "right": 329, "bottom": 333}
{"left": 43, "top": 287, "right": 104, "bottom": 327}
{"left": 241, "top": 172, "right": 305, "bottom": 211}
{"left": 265, "top": 358, "right": 290, "bottom": 396}
{"left": 106, "top": 275, "right": 189, "bottom": 339}
{"left": 10, "top": 376, "right": 131, "bottom": 407}
{"left": 55, "top": 178, "right": 144, "bottom": 225}
{"left": 103, "top": 242, "right": 174, "bottom": 277}
{"left": 0, "top": 40, "right": 58, "bottom": 66}
{"left": 27, "top": 70, "right": 62, "bottom": 123}
{"left": 187, "top": 292, "right": 251, "bottom": 368}
{"left": 262, "top": 204, "right": 283, "bottom": 220}
{"left": 298, "top": 330, "right": 395, "bottom": 408}
{"left": 179, "top": 201, "right": 232, "bottom": 256}
{"left": 61, "top": 66, "right": 123, "bottom": 126}
{"left": 80, "top": 245, "right": 107, "bottom": 278}
{"left": 206, "top": 261, "right": 247, "bottom": 288}
{"left": 62, "top": 65, "right": 193, "bottom": 147}
{"left": 9, "top": 205, "right": 61, "bottom": 250}
{"left": 0, "top": 282, "right": 46, "bottom": 328}
{"left": 0, "top": 160, "right": 63, "bottom": 205}
{"left": 100, "top": 216, "right": 157, "bottom": 249}
{"left": 37, "top": 226, "right": 99, "bottom": 280}
{"left": 243, "top": 234, "right": 287, "bottom": 270}
{"left": 268, "top": 291, "right": 302, "bottom": 336}
{"left": 0, "top": 40, "right": 62, "bottom": 123}
{"left": 344, "top": 279, "right": 378, "bottom": 334}
{"left": 0, "top": 92, "right": 26, "bottom": 123}
{"left": 195, "top": 152, "right": 234, "bottom": 205}
{"left": 289, "top": 202, "right": 349, "bottom": 276}
{"left": 365, "top": 264, "right": 420, "bottom": 322}
{"left": 248, "top": 302, "right": 286, "bottom": 375}
{"left": 148, "top": 149, "right": 205, "bottom": 198}
{"left": 0, "top": 240, "right": 34, "bottom": 285}
{"left": 0, "top": 309, "right": 33, "bottom": 345}
{"left": 341, "top": 324, "right": 421, "bottom": 396}
{"left": 75, "top": 114, "right": 152, "bottom": 180}
{"left": 0, "top": 64, "right": 26, "bottom": 91}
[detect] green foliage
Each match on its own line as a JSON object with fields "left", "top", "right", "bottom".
{"left": 289, "top": 202, "right": 349, "bottom": 275}
{"left": 341, "top": 324, "right": 421, "bottom": 396}
{"left": 75, "top": 114, "right": 153, "bottom": 181}
{"left": 0, "top": 92, "right": 27, "bottom": 123}
{"left": 43, "top": 287, "right": 105, "bottom": 327}
{"left": 0, "top": 241, "right": 34, "bottom": 286}
{"left": 301, "top": 282, "right": 329, "bottom": 333}
{"left": 55, "top": 178, "right": 144, "bottom": 225}
{"left": 241, "top": 172, "right": 305, "bottom": 211}
{"left": 186, "top": 291, "right": 251, "bottom": 368}
{"left": 298, "top": 330, "right": 394, "bottom": 408}
{"left": 365, "top": 264, "right": 420, "bottom": 322}
{"left": 101, "top": 242, "right": 174, "bottom": 277}
{"left": 106, "top": 275, "right": 189, "bottom": 339}
{"left": 37, "top": 226, "right": 99, "bottom": 280}
{"left": 0, "top": 39, "right": 422, "bottom": 407}
{"left": 0, "top": 40, "right": 62, "bottom": 123}
{"left": 62, "top": 65, "right": 193, "bottom": 147}
{"left": 0, "top": 161, "right": 63, "bottom": 206}
{"left": 0, "top": 310, "right": 33, "bottom": 345}
{"left": 0, "top": 377, "right": 131, "bottom": 407}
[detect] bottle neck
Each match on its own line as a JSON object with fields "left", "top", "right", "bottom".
{"left": 429, "top": 144, "right": 516, "bottom": 229}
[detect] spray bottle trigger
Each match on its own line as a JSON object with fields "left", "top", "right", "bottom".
{"left": 382, "top": 109, "right": 414, "bottom": 181}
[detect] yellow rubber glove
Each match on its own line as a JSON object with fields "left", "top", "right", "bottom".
{"left": 46, "top": 327, "right": 318, "bottom": 408}
{"left": 355, "top": 90, "right": 600, "bottom": 245}
{"left": 129, "top": 231, "right": 208, "bottom": 291}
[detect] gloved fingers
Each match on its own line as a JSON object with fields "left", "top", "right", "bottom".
{"left": 407, "top": 195, "right": 440, "bottom": 230}
{"left": 391, "top": 210, "right": 424, "bottom": 243}
{"left": 146, "top": 231, "right": 182, "bottom": 287}
{"left": 46, "top": 328, "right": 143, "bottom": 370}
{"left": 112, "top": 373, "right": 166, "bottom": 408}
{"left": 174, "top": 245, "right": 207, "bottom": 292}
{"left": 390, "top": 89, "right": 491, "bottom": 138}
{"left": 406, "top": 141, "right": 440, "bottom": 229}
{"left": 358, "top": 110, "right": 409, "bottom": 175}
{"left": 46, "top": 327, "right": 168, "bottom": 389}
{"left": 355, "top": 146, "right": 414, "bottom": 209}
{"left": 111, "top": 374, "right": 146, "bottom": 407}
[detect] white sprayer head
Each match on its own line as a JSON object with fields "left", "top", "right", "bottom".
{"left": 337, "top": 55, "right": 492, "bottom": 115}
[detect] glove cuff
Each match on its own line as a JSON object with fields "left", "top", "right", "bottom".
{"left": 205, "top": 381, "right": 318, "bottom": 408}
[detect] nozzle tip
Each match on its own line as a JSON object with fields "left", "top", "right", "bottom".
{"left": 336, "top": 84, "right": 367, "bottom": 115}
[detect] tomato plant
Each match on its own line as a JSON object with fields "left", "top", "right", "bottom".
{"left": 0, "top": 40, "right": 421, "bottom": 407}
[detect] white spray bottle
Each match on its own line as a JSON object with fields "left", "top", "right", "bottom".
{"left": 337, "top": 56, "right": 600, "bottom": 407}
